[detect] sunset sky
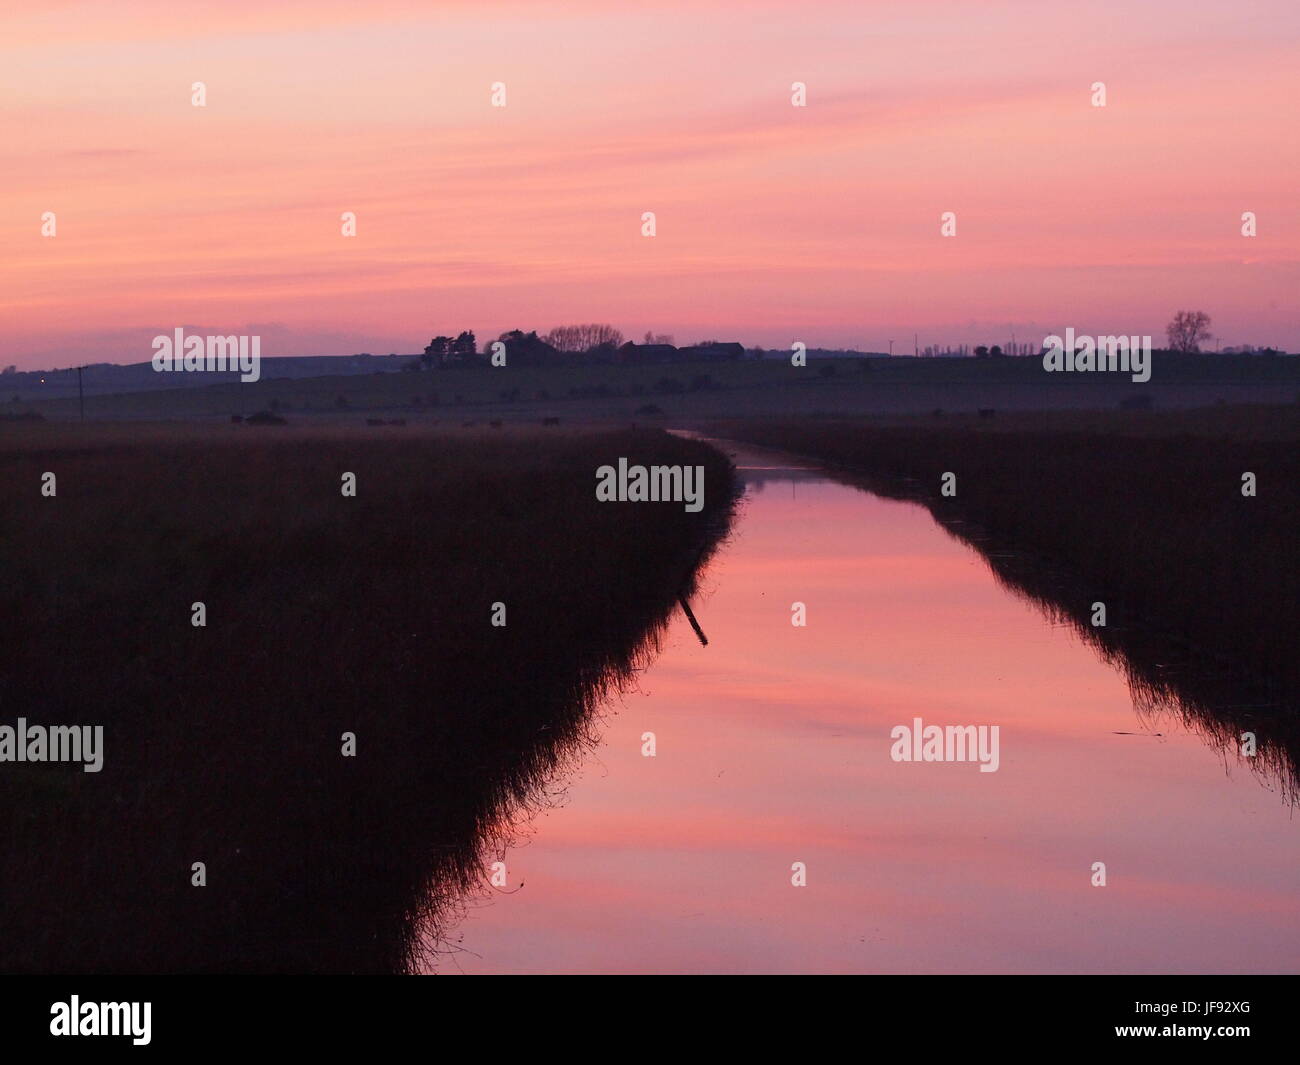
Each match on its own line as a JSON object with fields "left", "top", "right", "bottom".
{"left": 3, "top": 0, "right": 1298, "bottom": 368}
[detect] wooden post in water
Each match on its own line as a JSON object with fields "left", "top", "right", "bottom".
{"left": 678, "top": 595, "right": 708, "bottom": 646}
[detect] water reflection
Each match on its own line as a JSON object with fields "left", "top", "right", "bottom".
{"left": 442, "top": 441, "right": 1300, "bottom": 974}
{"left": 793, "top": 445, "right": 1300, "bottom": 806}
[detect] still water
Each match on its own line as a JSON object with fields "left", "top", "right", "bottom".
{"left": 433, "top": 440, "right": 1300, "bottom": 974}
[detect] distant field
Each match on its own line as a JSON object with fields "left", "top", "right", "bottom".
{"left": 16, "top": 352, "right": 1300, "bottom": 423}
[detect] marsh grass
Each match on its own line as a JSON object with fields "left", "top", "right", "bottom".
{"left": 0, "top": 422, "right": 737, "bottom": 972}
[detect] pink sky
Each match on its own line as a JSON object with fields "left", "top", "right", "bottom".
{"left": 2, "top": 0, "right": 1298, "bottom": 368}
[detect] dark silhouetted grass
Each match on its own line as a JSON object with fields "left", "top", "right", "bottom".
{"left": 0, "top": 422, "right": 736, "bottom": 972}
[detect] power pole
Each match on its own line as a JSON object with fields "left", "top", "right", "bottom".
{"left": 77, "top": 365, "right": 85, "bottom": 422}
{"left": 914, "top": 333, "right": 918, "bottom": 357}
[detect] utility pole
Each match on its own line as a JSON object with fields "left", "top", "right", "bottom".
{"left": 914, "top": 333, "right": 918, "bottom": 357}
{"left": 77, "top": 365, "right": 85, "bottom": 422}
{"left": 889, "top": 339, "right": 894, "bottom": 356}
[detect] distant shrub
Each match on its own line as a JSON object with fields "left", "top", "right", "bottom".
{"left": 245, "top": 410, "right": 287, "bottom": 425}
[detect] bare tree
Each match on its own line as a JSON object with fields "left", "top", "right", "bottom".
{"left": 544, "top": 323, "right": 624, "bottom": 353}
{"left": 544, "top": 325, "right": 583, "bottom": 352}
{"left": 1166, "top": 310, "right": 1213, "bottom": 353}
{"left": 588, "top": 324, "right": 623, "bottom": 349}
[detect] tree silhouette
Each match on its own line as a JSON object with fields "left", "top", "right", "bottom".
{"left": 451, "top": 331, "right": 476, "bottom": 360}
{"left": 543, "top": 323, "right": 623, "bottom": 353}
{"left": 496, "top": 330, "right": 560, "bottom": 365}
{"left": 1166, "top": 310, "right": 1213, "bottom": 353}
{"left": 422, "top": 336, "right": 451, "bottom": 369}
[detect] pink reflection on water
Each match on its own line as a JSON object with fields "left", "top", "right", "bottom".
{"left": 435, "top": 446, "right": 1300, "bottom": 974}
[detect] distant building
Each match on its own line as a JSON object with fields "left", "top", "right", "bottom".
{"left": 617, "top": 341, "right": 743, "bottom": 364}
{"left": 679, "top": 342, "right": 745, "bottom": 362}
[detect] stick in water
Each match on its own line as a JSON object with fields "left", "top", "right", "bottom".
{"left": 679, "top": 596, "right": 708, "bottom": 646}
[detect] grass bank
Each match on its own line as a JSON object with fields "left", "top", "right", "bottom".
{"left": 0, "top": 422, "right": 737, "bottom": 972}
